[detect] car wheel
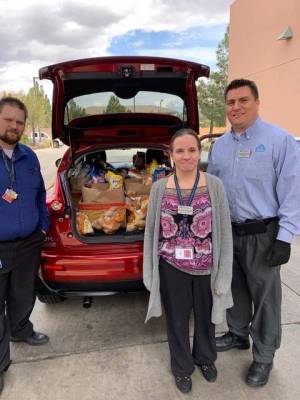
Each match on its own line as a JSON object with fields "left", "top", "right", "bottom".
{"left": 37, "top": 293, "right": 66, "bottom": 304}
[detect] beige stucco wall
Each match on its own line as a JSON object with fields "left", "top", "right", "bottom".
{"left": 228, "top": 0, "right": 300, "bottom": 135}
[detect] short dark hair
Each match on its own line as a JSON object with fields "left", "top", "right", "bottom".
{"left": 170, "top": 128, "right": 201, "bottom": 151}
{"left": 0, "top": 96, "right": 28, "bottom": 120}
{"left": 225, "top": 79, "right": 259, "bottom": 100}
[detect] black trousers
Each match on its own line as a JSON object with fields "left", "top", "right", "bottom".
{"left": 159, "top": 258, "right": 216, "bottom": 377}
{"left": 0, "top": 229, "right": 44, "bottom": 372}
{"left": 227, "top": 220, "right": 281, "bottom": 363}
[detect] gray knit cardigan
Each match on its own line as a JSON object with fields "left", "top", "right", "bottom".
{"left": 143, "top": 173, "right": 233, "bottom": 324}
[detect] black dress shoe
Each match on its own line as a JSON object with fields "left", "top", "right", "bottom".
{"left": 216, "top": 331, "right": 250, "bottom": 352}
{"left": 11, "top": 331, "right": 49, "bottom": 346}
{"left": 174, "top": 376, "right": 192, "bottom": 394}
{"left": 198, "top": 363, "right": 218, "bottom": 382}
{"left": 246, "top": 361, "right": 273, "bottom": 387}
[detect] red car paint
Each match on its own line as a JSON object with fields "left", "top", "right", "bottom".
{"left": 36, "top": 56, "right": 209, "bottom": 302}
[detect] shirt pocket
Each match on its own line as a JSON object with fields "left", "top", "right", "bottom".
{"left": 246, "top": 153, "right": 273, "bottom": 181}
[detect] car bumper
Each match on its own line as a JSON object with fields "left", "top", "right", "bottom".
{"left": 40, "top": 250, "right": 143, "bottom": 284}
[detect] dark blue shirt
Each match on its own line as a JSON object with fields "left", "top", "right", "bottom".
{"left": 0, "top": 143, "right": 49, "bottom": 241}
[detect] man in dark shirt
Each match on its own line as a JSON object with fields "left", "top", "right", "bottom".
{"left": 0, "top": 97, "right": 50, "bottom": 395}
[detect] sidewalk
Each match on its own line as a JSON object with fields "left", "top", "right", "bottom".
{"left": 2, "top": 239, "right": 300, "bottom": 400}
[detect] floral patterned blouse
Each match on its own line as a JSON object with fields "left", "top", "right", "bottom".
{"left": 158, "top": 186, "right": 212, "bottom": 275}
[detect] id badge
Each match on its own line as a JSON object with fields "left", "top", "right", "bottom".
{"left": 238, "top": 149, "right": 251, "bottom": 158}
{"left": 177, "top": 205, "right": 193, "bottom": 215}
{"left": 175, "top": 247, "right": 194, "bottom": 260}
{"left": 2, "top": 188, "right": 18, "bottom": 203}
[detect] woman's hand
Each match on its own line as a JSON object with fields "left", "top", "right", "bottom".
{"left": 214, "top": 288, "right": 222, "bottom": 296}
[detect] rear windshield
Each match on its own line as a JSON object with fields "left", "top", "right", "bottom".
{"left": 64, "top": 91, "right": 185, "bottom": 123}
{"left": 75, "top": 148, "right": 168, "bottom": 169}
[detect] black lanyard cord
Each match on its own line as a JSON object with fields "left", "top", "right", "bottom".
{"left": 1, "top": 151, "right": 16, "bottom": 189}
{"left": 174, "top": 171, "right": 200, "bottom": 207}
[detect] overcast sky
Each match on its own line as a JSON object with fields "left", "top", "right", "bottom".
{"left": 0, "top": 0, "right": 234, "bottom": 99}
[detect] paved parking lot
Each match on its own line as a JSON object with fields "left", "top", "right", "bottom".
{"left": 3, "top": 242, "right": 300, "bottom": 400}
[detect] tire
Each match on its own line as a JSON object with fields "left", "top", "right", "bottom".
{"left": 37, "top": 293, "right": 66, "bottom": 304}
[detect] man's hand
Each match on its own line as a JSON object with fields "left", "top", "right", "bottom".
{"left": 265, "top": 240, "right": 291, "bottom": 267}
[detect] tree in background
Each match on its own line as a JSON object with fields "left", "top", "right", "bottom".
{"left": 0, "top": 88, "right": 50, "bottom": 145}
{"left": 198, "top": 26, "right": 229, "bottom": 132}
{"left": 104, "top": 95, "right": 126, "bottom": 113}
{"left": 65, "top": 99, "right": 86, "bottom": 123}
{"left": 24, "top": 83, "right": 51, "bottom": 140}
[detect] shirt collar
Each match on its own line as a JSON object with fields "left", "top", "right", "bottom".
{"left": 12, "top": 143, "right": 28, "bottom": 161}
{"left": 230, "top": 117, "right": 261, "bottom": 141}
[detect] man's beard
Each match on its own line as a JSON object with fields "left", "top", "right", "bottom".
{"left": 0, "top": 130, "right": 22, "bottom": 145}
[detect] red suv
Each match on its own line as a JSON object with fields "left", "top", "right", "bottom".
{"left": 36, "top": 56, "right": 209, "bottom": 305}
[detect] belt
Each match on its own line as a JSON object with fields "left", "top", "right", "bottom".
{"left": 231, "top": 217, "right": 279, "bottom": 236}
{"left": 231, "top": 217, "right": 278, "bottom": 227}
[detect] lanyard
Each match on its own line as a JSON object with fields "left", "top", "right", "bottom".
{"left": 174, "top": 169, "right": 200, "bottom": 238}
{"left": 1, "top": 150, "right": 16, "bottom": 189}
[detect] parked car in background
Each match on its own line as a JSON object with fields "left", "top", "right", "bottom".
{"left": 52, "top": 138, "right": 64, "bottom": 148}
{"left": 28, "top": 131, "right": 50, "bottom": 145}
{"left": 199, "top": 133, "right": 223, "bottom": 171}
{"left": 36, "top": 56, "right": 210, "bottom": 305}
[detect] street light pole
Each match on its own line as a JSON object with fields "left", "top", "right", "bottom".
{"left": 32, "top": 77, "right": 40, "bottom": 144}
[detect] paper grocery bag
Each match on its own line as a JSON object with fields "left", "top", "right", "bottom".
{"left": 81, "top": 183, "right": 110, "bottom": 203}
{"left": 124, "top": 178, "right": 152, "bottom": 195}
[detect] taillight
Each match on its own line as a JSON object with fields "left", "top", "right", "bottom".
{"left": 46, "top": 175, "right": 65, "bottom": 213}
{"left": 50, "top": 200, "right": 64, "bottom": 211}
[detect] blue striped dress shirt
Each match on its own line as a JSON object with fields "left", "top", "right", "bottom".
{"left": 207, "top": 117, "right": 300, "bottom": 243}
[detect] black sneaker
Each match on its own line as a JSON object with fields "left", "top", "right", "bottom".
{"left": 174, "top": 376, "right": 192, "bottom": 393}
{"left": 199, "top": 363, "right": 218, "bottom": 382}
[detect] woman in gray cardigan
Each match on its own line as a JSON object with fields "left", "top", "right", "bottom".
{"left": 143, "top": 128, "right": 233, "bottom": 394}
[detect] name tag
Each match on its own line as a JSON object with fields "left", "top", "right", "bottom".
{"left": 2, "top": 188, "right": 18, "bottom": 203}
{"left": 177, "top": 205, "right": 193, "bottom": 215}
{"left": 175, "top": 247, "right": 194, "bottom": 260}
{"left": 238, "top": 149, "right": 251, "bottom": 158}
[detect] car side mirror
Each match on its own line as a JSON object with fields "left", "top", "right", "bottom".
{"left": 55, "top": 158, "right": 62, "bottom": 168}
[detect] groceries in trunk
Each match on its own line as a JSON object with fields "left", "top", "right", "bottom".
{"left": 69, "top": 149, "right": 171, "bottom": 235}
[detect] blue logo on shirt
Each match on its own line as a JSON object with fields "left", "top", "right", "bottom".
{"left": 255, "top": 144, "right": 266, "bottom": 152}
